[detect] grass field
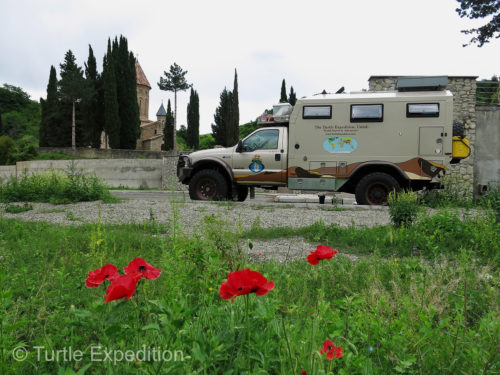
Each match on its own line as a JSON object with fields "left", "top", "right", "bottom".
{"left": 0, "top": 203, "right": 498, "bottom": 374}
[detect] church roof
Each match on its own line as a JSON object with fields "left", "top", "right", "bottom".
{"left": 135, "top": 62, "right": 151, "bottom": 89}
{"left": 156, "top": 103, "right": 167, "bottom": 116}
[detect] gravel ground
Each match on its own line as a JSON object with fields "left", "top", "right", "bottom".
{"left": 0, "top": 198, "right": 390, "bottom": 229}
{"left": 0, "top": 197, "right": 388, "bottom": 262}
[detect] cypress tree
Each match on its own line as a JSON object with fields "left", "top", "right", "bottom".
{"left": 0, "top": 114, "right": 3, "bottom": 136}
{"left": 102, "top": 40, "right": 121, "bottom": 148}
{"left": 40, "top": 65, "right": 60, "bottom": 147}
{"left": 163, "top": 99, "right": 174, "bottom": 150}
{"left": 83, "top": 44, "right": 102, "bottom": 148}
{"left": 289, "top": 86, "right": 297, "bottom": 106}
{"left": 230, "top": 69, "right": 239, "bottom": 145}
{"left": 212, "top": 88, "right": 232, "bottom": 147}
{"left": 280, "top": 79, "right": 287, "bottom": 103}
{"left": 186, "top": 88, "right": 199, "bottom": 149}
{"left": 113, "top": 36, "right": 140, "bottom": 149}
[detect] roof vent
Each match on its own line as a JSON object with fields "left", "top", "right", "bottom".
{"left": 397, "top": 76, "right": 448, "bottom": 92}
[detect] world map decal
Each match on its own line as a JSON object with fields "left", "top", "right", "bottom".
{"left": 322, "top": 137, "right": 358, "bottom": 153}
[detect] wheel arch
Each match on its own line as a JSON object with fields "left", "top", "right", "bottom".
{"left": 190, "top": 158, "right": 234, "bottom": 187}
{"left": 338, "top": 162, "right": 409, "bottom": 193}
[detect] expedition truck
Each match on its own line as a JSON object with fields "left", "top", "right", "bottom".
{"left": 177, "top": 79, "right": 470, "bottom": 205}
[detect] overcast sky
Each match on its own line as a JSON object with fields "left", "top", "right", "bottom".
{"left": 0, "top": 0, "right": 498, "bottom": 135}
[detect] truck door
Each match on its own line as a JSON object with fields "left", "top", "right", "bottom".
{"left": 232, "top": 128, "right": 286, "bottom": 185}
{"left": 419, "top": 127, "right": 444, "bottom": 157}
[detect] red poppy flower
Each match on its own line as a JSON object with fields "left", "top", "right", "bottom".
{"left": 301, "top": 370, "right": 307, "bottom": 375}
{"left": 320, "top": 339, "right": 336, "bottom": 360}
{"left": 219, "top": 268, "right": 275, "bottom": 302}
{"left": 124, "top": 257, "right": 162, "bottom": 280}
{"left": 319, "top": 340, "right": 344, "bottom": 360}
{"left": 85, "top": 264, "right": 119, "bottom": 288}
{"left": 307, "top": 245, "right": 338, "bottom": 265}
{"left": 104, "top": 273, "right": 142, "bottom": 302}
{"left": 334, "top": 346, "right": 344, "bottom": 358}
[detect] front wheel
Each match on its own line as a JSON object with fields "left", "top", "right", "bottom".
{"left": 233, "top": 185, "right": 249, "bottom": 202}
{"left": 355, "top": 172, "right": 400, "bottom": 205}
{"left": 189, "top": 170, "right": 228, "bottom": 201}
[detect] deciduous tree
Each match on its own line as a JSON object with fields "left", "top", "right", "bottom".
{"left": 158, "top": 63, "right": 191, "bottom": 152}
{"left": 456, "top": 0, "right": 500, "bottom": 46}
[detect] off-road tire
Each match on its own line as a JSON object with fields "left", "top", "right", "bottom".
{"left": 355, "top": 172, "right": 401, "bottom": 206}
{"left": 453, "top": 121, "right": 465, "bottom": 138}
{"left": 188, "top": 170, "right": 228, "bottom": 201}
{"left": 233, "top": 185, "right": 249, "bottom": 202}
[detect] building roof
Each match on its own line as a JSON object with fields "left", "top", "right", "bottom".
{"left": 135, "top": 62, "right": 151, "bottom": 89}
{"left": 156, "top": 103, "right": 167, "bottom": 116}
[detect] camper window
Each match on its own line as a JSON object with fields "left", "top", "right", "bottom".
{"left": 303, "top": 106, "right": 332, "bottom": 119}
{"left": 407, "top": 103, "right": 440, "bottom": 117}
{"left": 350, "top": 104, "right": 383, "bottom": 122}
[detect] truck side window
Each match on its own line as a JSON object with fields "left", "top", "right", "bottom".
{"left": 350, "top": 104, "right": 383, "bottom": 122}
{"left": 303, "top": 106, "right": 332, "bottom": 119}
{"left": 242, "top": 129, "right": 279, "bottom": 152}
{"left": 407, "top": 103, "right": 439, "bottom": 117}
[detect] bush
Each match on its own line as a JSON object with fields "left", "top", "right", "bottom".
{"left": 0, "top": 135, "right": 17, "bottom": 165}
{"left": 388, "top": 190, "right": 420, "bottom": 227}
{"left": 0, "top": 166, "right": 116, "bottom": 203}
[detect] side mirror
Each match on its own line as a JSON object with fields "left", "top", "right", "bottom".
{"left": 236, "top": 139, "right": 243, "bottom": 153}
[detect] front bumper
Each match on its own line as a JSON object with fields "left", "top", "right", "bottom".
{"left": 177, "top": 155, "right": 193, "bottom": 184}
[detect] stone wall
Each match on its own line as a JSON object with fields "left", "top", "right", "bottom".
{"left": 368, "top": 76, "right": 477, "bottom": 195}
{"left": 38, "top": 147, "right": 176, "bottom": 159}
{"left": 475, "top": 105, "right": 500, "bottom": 191}
{"left": 1, "top": 158, "right": 186, "bottom": 190}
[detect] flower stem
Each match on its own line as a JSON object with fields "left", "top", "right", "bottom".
{"left": 281, "top": 315, "right": 294, "bottom": 373}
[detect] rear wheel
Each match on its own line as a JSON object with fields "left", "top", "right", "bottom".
{"left": 189, "top": 170, "right": 228, "bottom": 201}
{"left": 355, "top": 172, "right": 400, "bottom": 205}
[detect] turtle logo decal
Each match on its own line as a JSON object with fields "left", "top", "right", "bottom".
{"left": 249, "top": 155, "right": 265, "bottom": 173}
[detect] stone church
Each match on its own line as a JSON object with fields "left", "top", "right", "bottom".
{"left": 135, "top": 62, "right": 166, "bottom": 151}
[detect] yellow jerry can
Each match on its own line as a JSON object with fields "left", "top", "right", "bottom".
{"left": 452, "top": 136, "right": 471, "bottom": 158}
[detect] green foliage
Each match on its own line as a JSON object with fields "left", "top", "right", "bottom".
{"left": 163, "top": 99, "right": 174, "bottom": 151}
{"left": 40, "top": 66, "right": 60, "bottom": 147}
{"left": 476, "top": 76, "right": 499, "bottom": 104}
{"left": 0, "top": 166, "right": 116, "bottom": 203}
{"left": 102, "top": 39, "right": 121, "bottom": 149}
{"left": 0, "top": 84, "right": 41, "bottom": 144}
{"left": 456, "top": 0, "right": 500, "bottom": 46}
{"left": 0, "top": 210, "right": 498, "bottom": 374}
{"left": 244, "top": 210, "right": 499, "bottom": 261}
{"left": 231, "top": 69, "right": 239, "bottom": 144}
{"left": 388, "top": 190, "right": 421, "bottom": 227}
{"left": 198, "top": 133, "right": 215, "bottom": 150}
{"left": 0, "top": 135, "right": 16, "bottom": 164}
{"left": 158, "top": 63, "right": 192, "bottom": 151}
{"left": 212, "top": 88, "right": 231, "bottom": 146}
{"left": 83, "top": 45, "right": 104, "bottom": 148}
{"left": 280, "top": 79, "right": 287, "bottom": 103}
{"left": 186, "top": 88, "right": 200, "bottom": 149}
{"left": 111, "top": 36, "right": 140, "bottom": 149}
{"left": 4, "top": 203, "right": 33, "bottom": 213}
{"left": 289, "top": 86, "right": 297, "bottom": 106}
{"left": 419, "top": 175, "right": 472, "bottom": 208}
{"left": 239, "top": 120, "right": 259, "bottom": 139}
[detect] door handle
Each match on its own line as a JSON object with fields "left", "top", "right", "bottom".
{"left": 275, "top": 154, "right": 281, "bottom": 161}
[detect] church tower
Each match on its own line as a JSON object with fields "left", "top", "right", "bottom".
{"left": 135, "top": 61, "right": 151, "bottom": 124}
